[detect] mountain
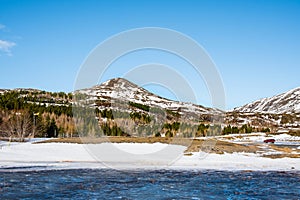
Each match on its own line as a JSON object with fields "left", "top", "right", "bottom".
{"left": 233, "top": 87, "right": 300, "bottom": 114}
{"left": 76, "top": 78, "right": 223, "bottom": 122}
{"left": 1, "top": 78, "right": 299, "bottom": 137}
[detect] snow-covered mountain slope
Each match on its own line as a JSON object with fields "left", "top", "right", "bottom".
{"left": 76, "top": 78, "right": 223, "bottom": 119}
{"left": 233, "top": 87, "right": 300, "bottom": 114}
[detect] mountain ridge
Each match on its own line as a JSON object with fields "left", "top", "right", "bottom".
{"left": 76, "top": 78, "right": 223, "bottom": 122}
{"left": 233, "top": 87, "right": 300, "bottom": 114}
{"left": 1, "top": 78, "right": 300, "bottom": 136}
{"left": 1, "top": 78, "right": 299, "bottom": 116}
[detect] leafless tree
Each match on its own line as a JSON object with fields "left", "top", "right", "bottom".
{"left": 4, "top": 111, "right": 33, "bottom": 142}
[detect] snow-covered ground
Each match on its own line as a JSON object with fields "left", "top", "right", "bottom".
{"left": 215, "top": 132, "right": 300, "bottom": 144}
{"left": 0, "top": 139, "right": 299, "bottom": 171}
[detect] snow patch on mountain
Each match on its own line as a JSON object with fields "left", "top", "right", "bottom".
{"left": 233, "top": 87, "right": 300, "bottom": 114}
{"left": 76, "top": 78, "right": 223, "bottom": 117}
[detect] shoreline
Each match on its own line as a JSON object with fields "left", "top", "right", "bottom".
{"left": 1, "top": 163, "right": 300, "bottom": 173}
{"left": 1, "top": 133, "right": 300, "bottom": 172}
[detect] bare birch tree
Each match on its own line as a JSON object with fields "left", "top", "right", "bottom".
{"left": 5, "top": 111, "right": 33, "bottom": 142}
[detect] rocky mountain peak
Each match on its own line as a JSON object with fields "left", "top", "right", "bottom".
{"left": 94, "top": 78, "right": 139, "bottom": 90}
{"left": 76, "top": 78, "right": 223, "bottom": 120}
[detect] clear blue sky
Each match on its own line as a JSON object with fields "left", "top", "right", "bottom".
{"left": 0, "top": 0, "right": 299, "bottom": 110}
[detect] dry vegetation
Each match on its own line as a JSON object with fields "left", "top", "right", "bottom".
{"left": 186, "top": 139, "right": 259, "bottom": 154}
{"left": 263, "top": 154, "right": 300, "bottom": 159}
{"left": 269, "top": 145, "right": 293, "bottom": 153}
{"left": 36, "top": 136, "right": 260, "bottom": 154}
{"left": 261, "top": 144, "right": 300, "bottom": 159}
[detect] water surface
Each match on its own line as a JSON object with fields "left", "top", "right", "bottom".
{"left": 0, "top": 169, "right": 299, "bottom": 199}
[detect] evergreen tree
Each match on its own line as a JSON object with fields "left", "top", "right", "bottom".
{"left": 46, "top": 119, "right": 58, "bottom": 138}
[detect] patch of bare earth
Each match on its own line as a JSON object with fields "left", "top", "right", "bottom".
{"left": 35, "top": 137, "right": 173, "bottom": 144}
{"left": 263, "top": 154, "right": 300, "bottom": 159}
{"left": 185, "top": 139, "right": 259, "bottom": 154}
{"left": 262, "top": 144, "right": 300, "bottom": 159}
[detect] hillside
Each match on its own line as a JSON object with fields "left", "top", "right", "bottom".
{"left": 76, "top": 78, "right": 223, "bottom": 121}
{"left": 233, "top": 87, "right": 300, "bottom": 114}
{"left": 73, "top": 78, "right": 225, "bottom": 137}
{"left": 226, "top": 87, "right": 300, "bottom": 133}
{"left": 0, "top": 89, "right": 74, "bottom": 140}
{"left": 0, "top": 78, "right": 300, "bottom": 139}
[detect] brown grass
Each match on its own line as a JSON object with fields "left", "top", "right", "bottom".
{"left": 269, "top": 145, "right": 293, "bottom": 153}
{"left": 35, "top": 137, "right": 173, "bottom": 144}
{"left": 35, "top": 137, "right": 259, "bottom": 154}
{"left": 263, "top": 154, "right": 300, "bottom": 159}
{"left": 186, "top": 139, "right": 259, "bottom": 154}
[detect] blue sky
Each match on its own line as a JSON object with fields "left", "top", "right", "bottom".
{"left": 0, "top": 0, "right": 299, "bottom": 110}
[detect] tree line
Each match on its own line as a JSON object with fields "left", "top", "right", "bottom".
{"left": 0, "top": 90, "right": 273, "bottom": 140}
{"left": 0, "top": 90, "right": 74, "bottom": 140}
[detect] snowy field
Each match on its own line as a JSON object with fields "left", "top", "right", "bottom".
{"left": 215, "top": 132, "right": 300, "bottom": 143}
{"left": 0, "top": 136, "right": 299, "bottom": 171}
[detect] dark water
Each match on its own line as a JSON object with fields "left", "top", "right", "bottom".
{"left": 0, "top": 169, "right": 299, "bottom": 199}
